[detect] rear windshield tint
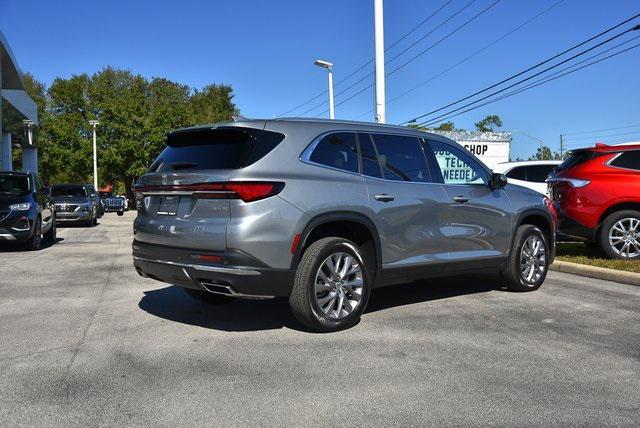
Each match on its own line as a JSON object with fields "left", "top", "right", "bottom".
{"left": 149, "top": 127, "right": 285, "bottom": 172}
{"left": 557, "top": 150, "right": 597, "bottom": 170}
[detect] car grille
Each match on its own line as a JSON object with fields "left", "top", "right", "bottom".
{"left": 105, "top": 198, "right": 124, "bottom": 207}
{"left": 56, "top": 204, "right": 78, "bottom": 213}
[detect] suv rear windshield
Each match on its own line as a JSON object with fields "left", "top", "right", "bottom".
{"left": 557, "top": 150, "right": 598, "bottom": 171}
{"left": 52, "top": 185, "right": 87, "bottom": 197}
{"left": 149, "top": 127, "right": 285, "bottom": 172}
{"left": 0, "top": 175, "right": 30, "bottom": 196}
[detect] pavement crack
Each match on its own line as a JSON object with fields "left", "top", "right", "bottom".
{"left": 61, "top": 224, "right": 123, "bottom": 403}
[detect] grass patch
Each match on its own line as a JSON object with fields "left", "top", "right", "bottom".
{"left": 555, "top": 243, "right": 640, "bottom": 273}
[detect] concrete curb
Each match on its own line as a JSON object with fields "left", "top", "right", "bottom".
{"left": 550, "top": 260, "right": 640, "bottom": 287}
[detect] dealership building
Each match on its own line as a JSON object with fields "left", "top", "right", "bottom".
{"left": 0, "top": 30, "right": 38, "bottom": 173}
{"left": 434, "top": 130, "right": 512, "bottom": 169}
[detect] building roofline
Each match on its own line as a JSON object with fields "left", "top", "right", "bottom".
{"left": 0, "top": 30, "right": 26, "bottom": 90}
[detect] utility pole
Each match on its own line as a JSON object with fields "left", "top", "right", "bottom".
{"left": 559, "top": 133, "right": 564, "bottom": 158}
{"left": 374, "top": 0, "right": 386, "bottom": 123}
{"left": 89, "top": 120, "right": 99, "bottom": 189}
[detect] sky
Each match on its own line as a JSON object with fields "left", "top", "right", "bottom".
{"left": 1, "top": 0, "right": 639, "bottom": 160}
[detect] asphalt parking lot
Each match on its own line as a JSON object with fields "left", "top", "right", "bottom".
{"left": 1, "top": 213, "right": 639, "bottom": 426}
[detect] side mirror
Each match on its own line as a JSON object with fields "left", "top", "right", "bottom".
{"left": 490, "top": 172, "right": 508, "bottom": 189}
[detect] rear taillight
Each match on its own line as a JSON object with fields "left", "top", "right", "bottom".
{"left": 132, "top": 182, "right": 284, "bottom": 203}
{"left": 546, "top": 177, "right": 590, "bottom": 188}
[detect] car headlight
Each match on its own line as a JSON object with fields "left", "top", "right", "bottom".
{"left": 76, "top": 203, "right": 91, "bottom": 212}
{"left": 9, "top": 203, "right": 31, "bottom": 211}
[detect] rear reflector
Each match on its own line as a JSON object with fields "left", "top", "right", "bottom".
{"left": 291, "top": 233, "right": 302, "bottom": 255}
{"left": 133, "top": 182, "right": 284, "bottom": 203}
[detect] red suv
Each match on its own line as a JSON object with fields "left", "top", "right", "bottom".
{"left": 548, "top": 143, "right": 640, "bottom": 259}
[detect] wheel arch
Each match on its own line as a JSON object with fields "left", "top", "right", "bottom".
{"left": 597, "top": 201, "right": 640, "bottom": 227}
{"left": 290, "top": 211, "right": 382, "bottom": 282}
{"left": 515, "top": 208, "right": 555, "bottom": 262}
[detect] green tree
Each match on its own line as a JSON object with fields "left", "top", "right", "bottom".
{"left": 22, "top": 69, "right": 238, "bottom": 192}
{"left": 475, "top": 114, "right": 503, "bottom": 132}
{"left": 529, "top": 145, "right": 564, "bottom": 161}
{"left": 434, "top": 121, "right": 455, "bottom": 132}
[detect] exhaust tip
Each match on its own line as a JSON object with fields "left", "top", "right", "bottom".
{"left": 199, "top": 281, "right": 235, "bottom": 295}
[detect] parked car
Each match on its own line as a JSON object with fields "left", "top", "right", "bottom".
{"left": 548, "top": 143, "right": 640, "bottom": 259}
{"left": 0, "top": 171, "right": 56, "bottom": 250}
{"left": 51, "top": 184, "right": 99, "bottom": 226}
{"left": 493, "top": 160, "right": 561, "bottom": 195}
{"left": 99, "top": 191, "right": 126, "bottom": 216}
{"left": 86, "top": 184, "right": 103, "bottom": 217}
{"left": 132, "top": 119, "right": 556, "bottom": 332}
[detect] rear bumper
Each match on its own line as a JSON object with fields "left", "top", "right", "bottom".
{"left": 132, "top": 240, "right": 294, "bottom": 297}
{"left": 557, "top": 213, "right": 595, "bottom": 241}
{"left": 103, "top": 206, "right": 124, "bottom": 212}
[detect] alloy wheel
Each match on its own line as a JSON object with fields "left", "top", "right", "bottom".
{"left": 520, "top": 235, "right": 546, "bottom": 285}
{"left": 314, "top": 252, "right": 364, "bottom": 320}
{"left": 608, "top": 217, "right": 640, "bottom": 258}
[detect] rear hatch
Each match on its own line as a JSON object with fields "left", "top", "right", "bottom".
{"left": 133, "top": 125, "right": 284, "bottom": 251}
{"left": 547, "top": 149, "right": 604, "bottom": 202}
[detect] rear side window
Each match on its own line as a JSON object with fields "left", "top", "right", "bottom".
{"left": 526, "top": 165, "right": 556, "bottom": 183}
{"left": 506, "top": 166, "right": 526, "bottom": 180}
{"left": 309, "top": 133, "right": 359, "bottom": 174}
{"left": 610, "top": 150, "right": 640, "bottom": 171}
{"left": 149, "top": 127, "right": 285, "bottom": 172}
{"left": 370, "top": 134, "right": 431, "bottom": 182}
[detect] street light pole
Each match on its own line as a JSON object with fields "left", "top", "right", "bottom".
{"left": 89, "top": 120, "right": 99, "bottom": 189}
{"left": 374, "top": 0, "right": 386, "bottom": 123}
{"left": 314, "top": 59, "right": 334, "bottom": 119}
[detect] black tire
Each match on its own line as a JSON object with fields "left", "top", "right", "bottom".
{"left": 44, "top": 215, "right": 57, "bottom": 244}
{"left": 183, "top": 287, "right": 234, "bottom": 304}
{"left": 117, "top": 211, "right": 124, "bottom": 216}
{"left": 502, "top": 225, "right": 549, "bottom": 292}
{"left": 598, "top": 210, "right": 640, "bottom": 260}
{"left": 289, "top": 237, "right": 372, "bottom": 332}
{"left": 24, "top": 217, "right": 42, "bottom": 251}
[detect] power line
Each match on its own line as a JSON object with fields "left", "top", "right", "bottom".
{"left": 299, "top": 0, "right": 482, "bottom": 118}
{"left": 351, "top": 0, "right": 565, "bottom": 121}
{"left": 422, "top": 40, "right": 640, "bottom": 126}
{"left": 420, "top": 38, "right": 640, "bottom": 126}
{"left": 415, "top": 23, "right": 640, "bottom": 126}
{"left": 564, "top": 129, "right": 640, "bottom": 142}
{"left": 563, "top": 123, "right": 640, "bottom": 136}
{"left": 386, "top": 0, "right": 502, "bottom": 78}
{"left": 311, "top": 0, "right": 503, "bottom": 118}
{"left": 276, "top": 0, "right": 456, "bottom": 117}
{"left": 403, "top": 13, "right": 640, "bottom": 125}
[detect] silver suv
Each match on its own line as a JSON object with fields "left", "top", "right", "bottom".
{"left": 133, "top": 119, "right": 556, "bottom": 332}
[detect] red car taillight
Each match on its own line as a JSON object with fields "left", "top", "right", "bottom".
{"left": 133, "top": 182, "right": 284, "bottom": 203}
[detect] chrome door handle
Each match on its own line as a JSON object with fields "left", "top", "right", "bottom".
{"left": 374, "top": 194, "right": 395, "bottom": 202}
{"left": 453, "top": 196, "right": 470, "bottom": 203}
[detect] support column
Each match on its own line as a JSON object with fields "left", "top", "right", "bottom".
{"left": 1, "top": 133, "right": 12, "bottom": 171}
{"left": 21, "top": 147, "right": 37, "bottom": 174}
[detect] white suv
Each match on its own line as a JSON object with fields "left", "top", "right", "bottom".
{"left": 493, "top": 160, "right": 561, "bottom": 195}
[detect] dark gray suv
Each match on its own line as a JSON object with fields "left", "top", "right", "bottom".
{"left": 133, "top": 119, "right": 556, "bottom": 332}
